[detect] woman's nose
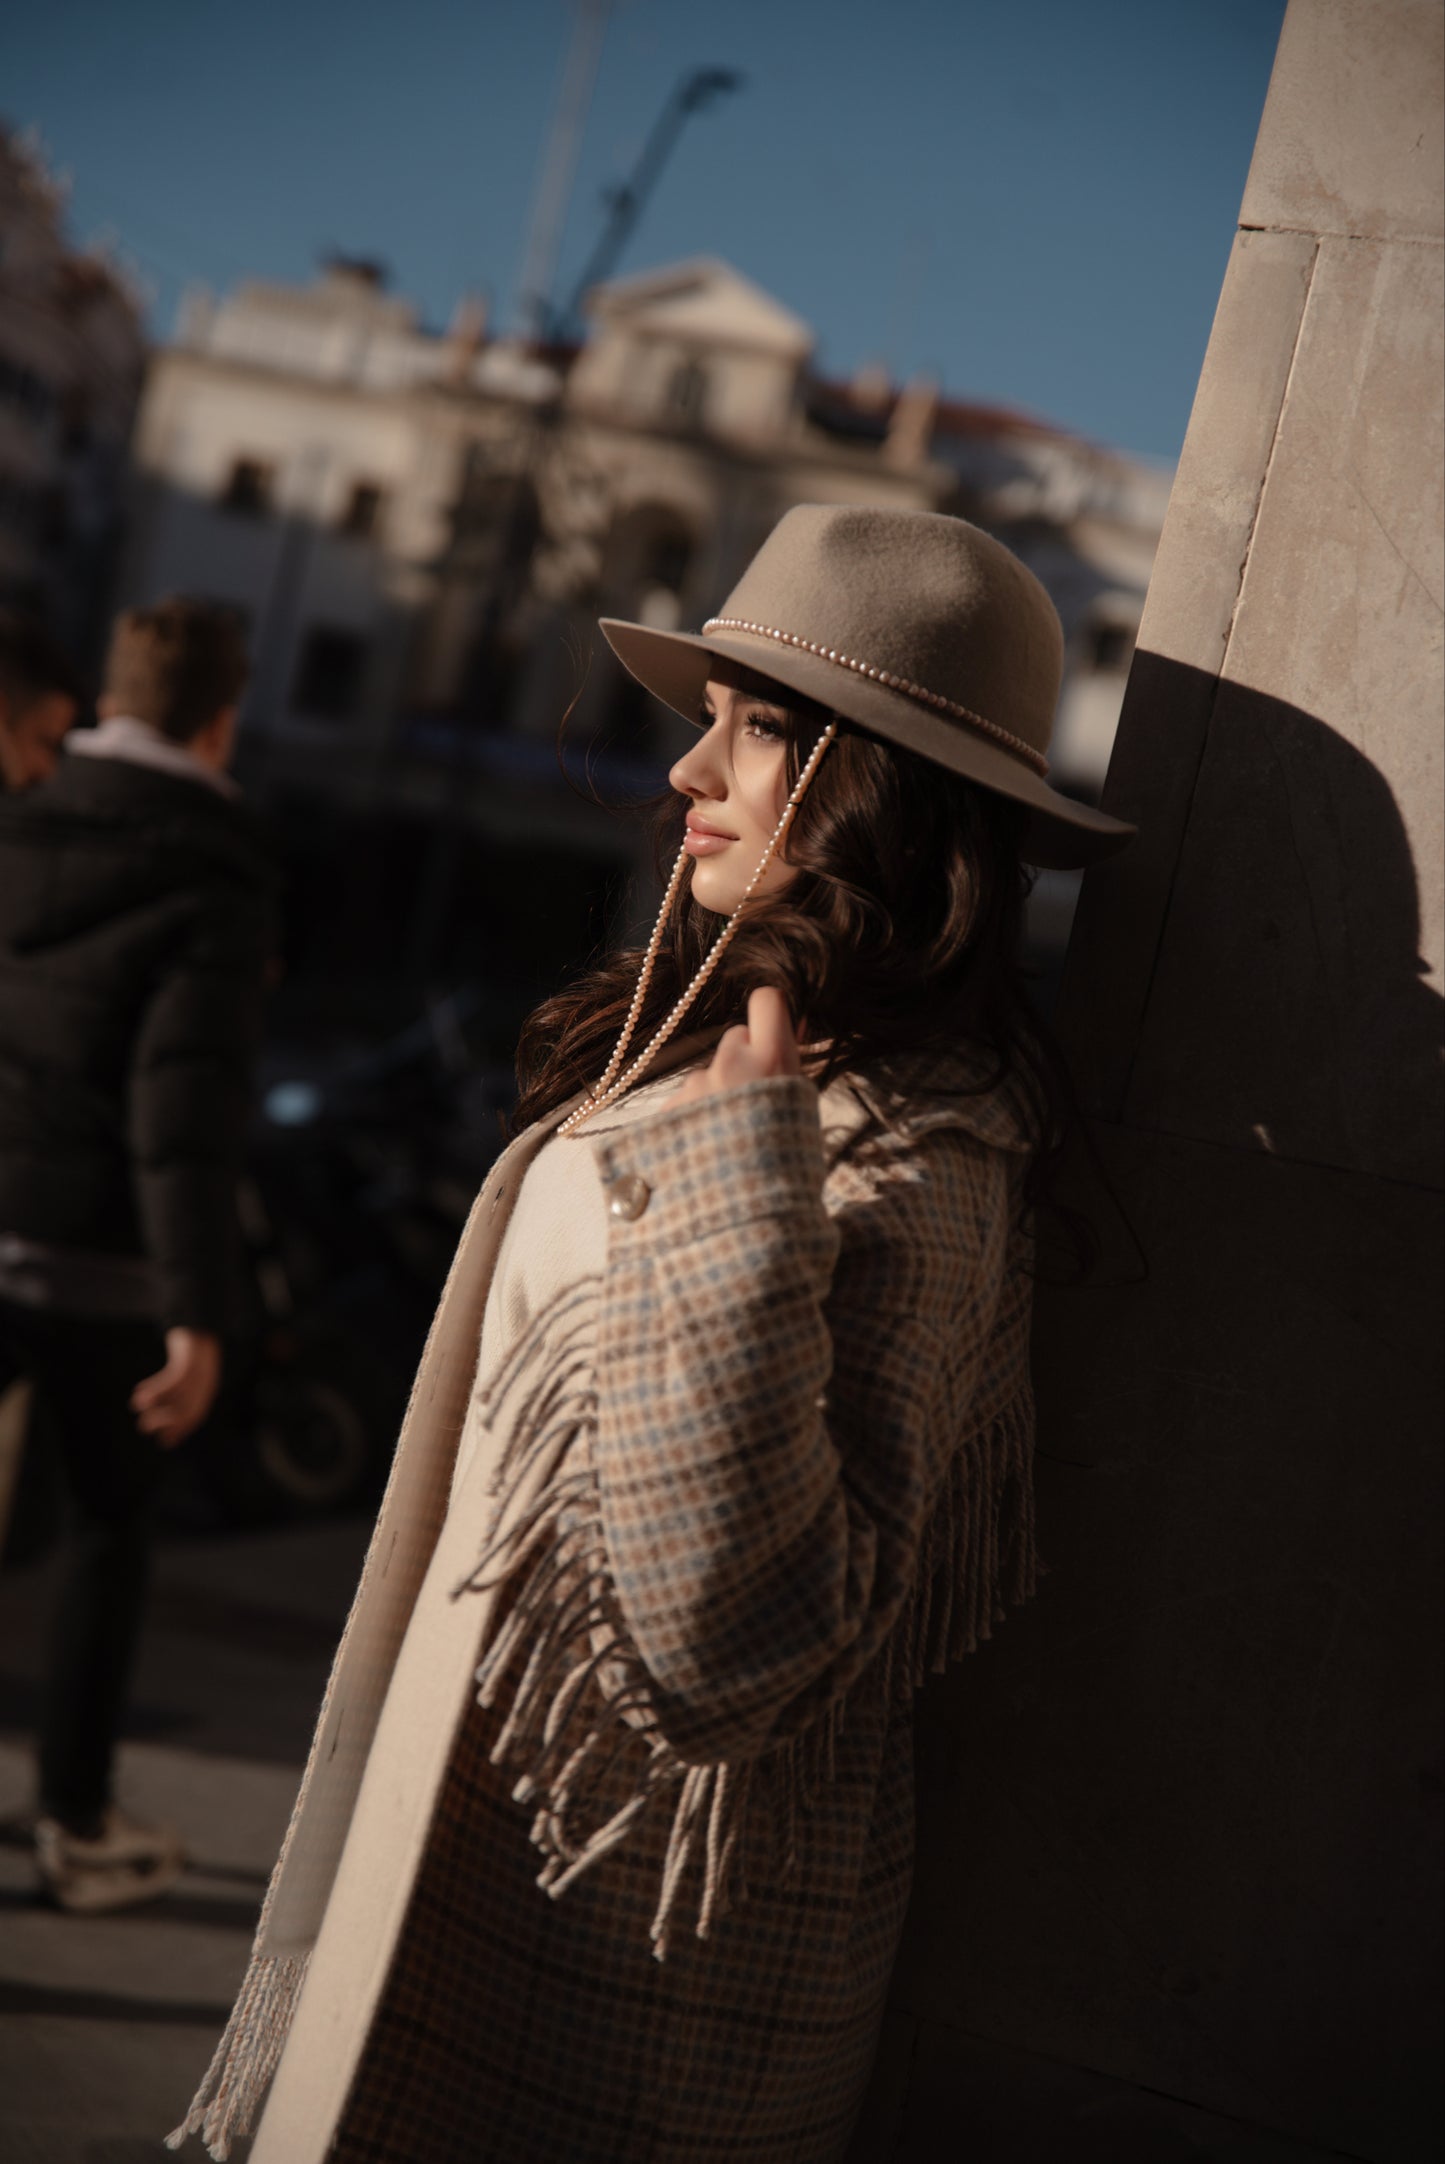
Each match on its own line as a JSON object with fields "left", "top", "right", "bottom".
{"left": 669, "top": 719, "right": 728, "bottom": 801}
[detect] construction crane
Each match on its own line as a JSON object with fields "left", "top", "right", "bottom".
{"left": 551, "top": 64, "right": 744, "bottom": 343}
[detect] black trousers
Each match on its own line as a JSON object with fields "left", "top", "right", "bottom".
{"left": 0, "top": 1301, "right": 167, "bottom": 1827}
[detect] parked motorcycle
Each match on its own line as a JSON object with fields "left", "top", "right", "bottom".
{"left": 172, "top": 987, "right": 515, "bottom": 1527}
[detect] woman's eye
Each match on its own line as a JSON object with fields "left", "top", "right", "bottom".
{"left": 744, "top": 711, "right": 786, "bottom": 743}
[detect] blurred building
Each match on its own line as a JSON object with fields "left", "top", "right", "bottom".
{"left": 0, "top": 125, "right": 146, "bottom": 666}
{"left": 118, "top": 254, "right": 1171, "bottom": 1018}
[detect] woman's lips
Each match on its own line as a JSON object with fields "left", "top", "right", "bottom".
{"left": 683, "top": 819, "right": 736, "bottom": 856}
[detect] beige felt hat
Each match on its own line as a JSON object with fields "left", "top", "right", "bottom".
{"left": 601, "top": 503, "right": 1135, "bottom": 869}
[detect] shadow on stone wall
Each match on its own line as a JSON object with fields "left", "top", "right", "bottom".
{"left": 854, "top": 660, "right": 1443, "bottom": 2164}
{"left": 1059, "top": 653, "right": 1443, "bottom": 1185}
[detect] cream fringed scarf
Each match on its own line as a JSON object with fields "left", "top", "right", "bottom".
{"left": 165, "top": 1057, "right": 712, "bottom": 2158}
{"left": 164, "top": 1095, "right": 571, "bottom": 2160}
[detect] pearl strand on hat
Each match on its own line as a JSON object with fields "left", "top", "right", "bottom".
{"left": 702, "top": 616, "right": 1050, "bottom": 777}
{"left": 557, "top": 720, "right": 838, "bottom": 1137}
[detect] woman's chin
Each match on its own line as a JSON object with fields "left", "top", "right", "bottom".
{"left": 687, "top": 863, "right": 746, "bottom": 915}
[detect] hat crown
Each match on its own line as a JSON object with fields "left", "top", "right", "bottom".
{"left": 717, "top": 505, "right": 1063, "bottom": 755}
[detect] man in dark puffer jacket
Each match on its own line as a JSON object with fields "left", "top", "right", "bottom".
{"left": 0, "top": 597, "right": 276, "bottom": 1910}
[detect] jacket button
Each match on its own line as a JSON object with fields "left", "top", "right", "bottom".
{"left": 607, "top": 1173, "right": 651, "bottom": 1222}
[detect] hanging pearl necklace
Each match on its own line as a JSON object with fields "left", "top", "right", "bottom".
{"left": 557, "top": 720, "right": 838, "bottom": 1137}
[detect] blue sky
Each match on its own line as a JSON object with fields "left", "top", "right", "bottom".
{"left": 3, "top": 0, "right": 1285, "bottom": 461}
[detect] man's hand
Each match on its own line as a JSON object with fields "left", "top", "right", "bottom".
{"left": 674, "top": 985, "right": 804, "bottom": 1105}
{"left": 130, "top": 1328, "right": 223, "bottom": 1448}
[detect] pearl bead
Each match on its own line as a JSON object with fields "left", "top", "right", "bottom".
{"left": 700, "top": 616, "right": 1048, "bottom": 776}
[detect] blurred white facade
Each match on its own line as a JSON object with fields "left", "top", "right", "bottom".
{"left": 120, "top": 253, "right": 1170, "bottom": 832}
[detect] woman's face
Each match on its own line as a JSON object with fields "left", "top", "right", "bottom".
{"left": 668, "top": 664, "right": 798, "bottom": 914}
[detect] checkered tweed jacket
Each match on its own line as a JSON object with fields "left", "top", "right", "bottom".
{"left": 171, "top": 1045, "right": 1039, "bottom": 2164}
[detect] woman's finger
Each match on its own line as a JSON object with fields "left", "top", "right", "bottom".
{"left": 708, "top": 1022, "right": 755, "bottom": 1083}
{"left": 679, "top": 995, "right": 802, "bottom": 1106}
{"left": 746, "top": 986, "right": 800, "bottom": 1075}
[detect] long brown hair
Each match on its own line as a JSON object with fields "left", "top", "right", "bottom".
{"left": 513, "top": 684, "right": 1076, "bottom": 1198}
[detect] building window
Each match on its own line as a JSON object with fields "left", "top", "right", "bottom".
{"left": 665, "top": 359, "right": 708, "bottom": 428}
{"left": 291, "top": 625, "right": 367, "bottom": 721}
{"left": 219, "top": 457, "right": 274, "bottom": 516}
{"left": 339, "top": 481, "right": 384, "bottom": 539}
{"left": 0, "top": 352, "right": 53, "bottom": 426}
{"left": 601, "top": 507, "right": 693, "bottom": 629}
{"left": 643, "top": 528, "right": 691, "bottom": 596}
{"left": 1089, "top": 622, "right": 1134, "bottom": 673}
{"left": 0, "top": 471, "right": 43, "bottom": 537}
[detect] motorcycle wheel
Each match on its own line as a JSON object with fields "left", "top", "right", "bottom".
{"left": 254, "top": 1373, "right": 371, "bottom": 1512}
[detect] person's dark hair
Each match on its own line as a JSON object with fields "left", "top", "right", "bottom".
{"left": 102, "top": 598, "right": 248, "bottom": 744}
{"left": 0, "top": 611, "right": 85, "bottom": 712}
{"left": 513, "top": 685, "right": 1083, "bottom": 1232}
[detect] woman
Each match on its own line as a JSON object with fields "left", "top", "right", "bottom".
{"left": 170, "top": 506, "right": 1132, "bottom": 2163}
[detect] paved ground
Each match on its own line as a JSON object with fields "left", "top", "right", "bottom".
{"left": 0, "top": 1509, "right": 368, "bottom": 2164}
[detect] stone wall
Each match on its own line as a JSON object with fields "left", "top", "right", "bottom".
{"left": 853, "top": 5, "right": 1443, "bottom": 2157}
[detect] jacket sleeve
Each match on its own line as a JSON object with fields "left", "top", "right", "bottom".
{"left": 126, "top": 879, "right": 271, "bottom": 1334}
{"left": 588, "top": 1072, "right": 1012, "bottom": 1766}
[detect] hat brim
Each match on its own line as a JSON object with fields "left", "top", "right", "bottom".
{"left": 600, "top": 619, "right": 1134, "bottom": 871}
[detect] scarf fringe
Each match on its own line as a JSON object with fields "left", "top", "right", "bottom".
{"left": 895, "top": 1382, "right": 1038, "bottom": 1700}
{"left": 455, "top": 1287, "right": 1039, "bottom": 1960}
{"left": 164, "top": 1950, "right": 309, "bottom": 2159}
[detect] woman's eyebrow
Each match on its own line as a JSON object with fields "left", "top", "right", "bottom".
{"left": 698, "top": 690, "right": 792, "bottom": 721}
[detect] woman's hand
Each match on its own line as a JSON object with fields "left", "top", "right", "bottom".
{"left": 673, "top": 985, "right": 803, "bottom": 1105}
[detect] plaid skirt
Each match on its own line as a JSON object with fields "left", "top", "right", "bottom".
{"left": 330, "top": 1657, "right": 916, "bottom": 2164}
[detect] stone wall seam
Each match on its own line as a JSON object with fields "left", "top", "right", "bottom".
{"left": 1216, "top": 237, "right": 1319, "bottom": 676}
{"left": 1238, "top": 221, "right": 1445, "bottom": 251}
{"left": 1116, "top": 670, "right": 1226, "bottom": 1126}
{"left": 1118, "top": 236, "right": 1320, "bottom": 1124}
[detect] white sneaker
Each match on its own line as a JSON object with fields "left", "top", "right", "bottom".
{"left": 34, "top": 1804, "right": 186, "bottom": 1913}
